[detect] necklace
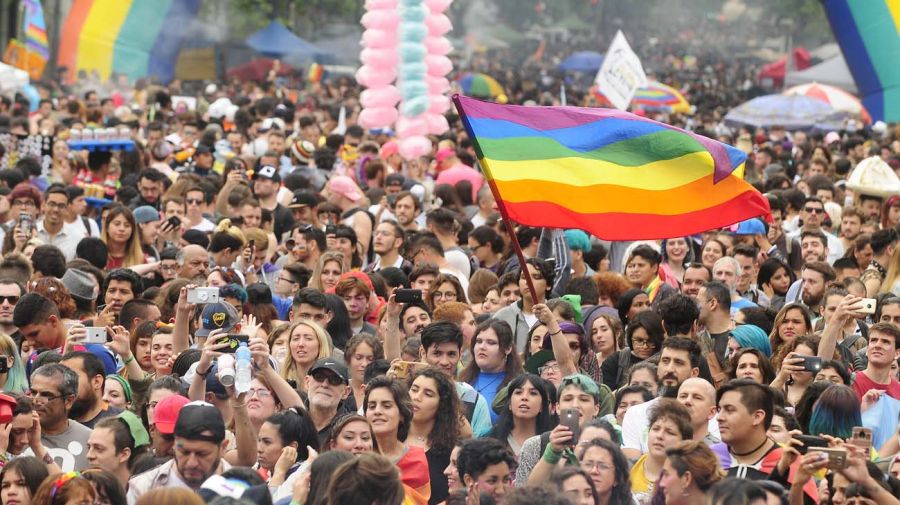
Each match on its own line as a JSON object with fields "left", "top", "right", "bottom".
{"left": 729, "top": 436, "right": 771, "bottom": 457}
{"left": 476, "top": 373, "right": 503, "bottom": 395}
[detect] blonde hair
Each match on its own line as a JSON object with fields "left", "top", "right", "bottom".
{"left": 280, "top": 320, "right": 333, "bottom": 383}
{"left": 310, "top": 251, "right": 346, "bottom": 291}
{"left": 242, "top": 227, "right": 269, "bottom": 251}
{"left": 135, "top": 488, "right": 204, "bottom": 505}
{"left": 880, "top": 245, "right": 900, "bottom": 295}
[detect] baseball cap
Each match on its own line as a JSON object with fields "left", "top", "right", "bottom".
{"left": 153, "top": 394, "right": 190, "bottom": 434}
{"left": 524, "top": 349, "right": 555, "bottom": 375}
{"left": 194, "top": 144, "right": 214, "bottom": 156}
{"left": 253, "top": 165, "right": 280, "bottom": 182}
{"left": 380, "top": 141, "right": 399, "bottom": 160}
{"left": 133, "top": 206, "right": 160, "bottom": 224}
{"left": 435, "top": 147, "right": 455, "bottom": 164}
{"left": 385, "top": 173, "right": 405, "bottom": 187}
{"left": 309, "top": 358, "right": 349, "bottom": 384}
{"left": 730, "top": 218, "right": 766, "bottom": 235}
{"left": 289, "top": 189, "right": 318, "bottom": 209}
{"left": 328, "top": 175, "right": 363, "bottom": 202}
{"left": 174, "top": 401, "right": 226, "bottom": 443}
{"left": 196, "top": 302, "right": 240, "bottom": 337}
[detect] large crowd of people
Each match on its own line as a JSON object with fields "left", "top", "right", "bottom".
{"left": 0, "top": 31, "right": 896, "bottom": 505}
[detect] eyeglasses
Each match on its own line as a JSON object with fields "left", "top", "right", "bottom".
{"left": 278, "top": 276, "right": 298, "bottom": 284}
{"left": 580, "top": 461, "right": 613, "bottom": 472}
{"left": 45, "top": 201, "right": 68, "bottom": 210}
{"left": 12, "top": 200, "right": 36, "bottom": 208}
{"left": 631, "top": 338, "right": 653, "bottom": 348}
{"left": 433, "top": 291, "right": 457, "bottom": 300}
{"left": 247, "top": 388, "right": 273, "bottom": 398}
{"left": 312, "top": 372, "right": 345, "bottom": 386}
{"left": 29, "top": 390, "right": 67, "bottom": 403}
{"left": 186, "top": 198, "right": 203, "bottom": 205}
{"left": 803, "top": 207, "right": 825, "bottom": 214}
{"left": 0, "top": 295, "right": 19, "bottom": 304}
{"left": 373, "top": 230, "right": 395, "bottom": 237}
{"left": 538, "top": 363, "right": 560, "bottom": 375}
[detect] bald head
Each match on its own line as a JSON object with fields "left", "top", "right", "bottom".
{"left": 676, "top": 377, "right": 717, "bottom": 431}
{"left": 177, "top": 244, "right": 209, "bottom": 279}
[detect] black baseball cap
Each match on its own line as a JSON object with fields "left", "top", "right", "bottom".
{"left": 174, "top": 401, "right": 226, "bottom": 443}
{"left": 289, "top": 189, "right": 319, "bottom": 209}
{"left": 309, "top": 358, "right": 349, "bottom": 384}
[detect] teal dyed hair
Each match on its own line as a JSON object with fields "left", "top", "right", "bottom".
{"left": 0, "top": 333, "right": 27, "bottom": 394}
{"left": 808, "top": 384, "right": 861, "bottom": 440}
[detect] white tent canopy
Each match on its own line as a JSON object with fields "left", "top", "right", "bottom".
{"left": 784, "top": 53, "right": 857, "bottom": 94}
{"left": 0, "top": 62, "right": 29, "bottom": 93}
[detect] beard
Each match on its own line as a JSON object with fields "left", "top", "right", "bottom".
{"left": 68, "top": 396, "right": 94, "bottom": 420}
{"left": 802, "top": 290, "right": 823, "bottom": 308}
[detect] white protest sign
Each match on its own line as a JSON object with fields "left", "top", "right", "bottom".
{"left": 594, "top": 31, "right": 647, "bottom": 110}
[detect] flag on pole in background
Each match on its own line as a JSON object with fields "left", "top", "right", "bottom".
{"left": 23, "top": 0, "right": 49, "bottom": 60}
{"left": 594, "top": 30, "right": 647, "bottom": 111}
{"left": 452, "top": 95, "right": 770, "bottom": 241}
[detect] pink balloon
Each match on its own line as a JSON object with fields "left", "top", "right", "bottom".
{"left": 396, "top": 116, "right": 430, "bottom": 138}
{"left": 361, "top": 10, "right": 399, "bottom": 30}
{"left": 426, "top": 76, "right": 450, "bottom": 94}
{"left": 399, "top": 136, "right": 433, "bottom": 160}
{"left": 425, "top": 0, "right": 452, "bottom": 13}
{"left": 356, "top": 65, "right": 397, "bottom": 88}
{"left": 361, "top": 48, "right": 399, "bottom": 68}
{"left": 424, "top": 36, "right": 452, "bottom": 56}
{"left": 428, "top": 94, "right": 451, "bottom": 114}
{"left": 360, "top": 86, "right": 402, "bottom": 109}
{"left": 425, "top": 55, "right": 453, "bottom": 77}
{"left": 362, "top": 29, "right": 397, "bottom": 49}
{"left": 425, "top": 113, "right": 449, "bottom": 135}
{"left": 365, "top": 0, "right": 398, "bottom": 8}
{"left": 359, "top": 107, "right": 398, "bottom": 129}
{"left": 426, "top": 14, "right": 452, "bottom": 36}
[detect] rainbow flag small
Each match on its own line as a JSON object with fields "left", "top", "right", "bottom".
{"left": 453, "top": 95, "right": 770, "bottom": 241}
{"left": 23, "top": 0, "right": 48, "bottom": 60}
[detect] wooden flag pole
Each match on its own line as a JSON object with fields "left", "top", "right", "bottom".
{"left": 451, "top": 94, "right": 539, "bottom": 303}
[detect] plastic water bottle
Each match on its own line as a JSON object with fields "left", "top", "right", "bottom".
{"left": 235, "top": 342, "right": 252, "bottom": 394}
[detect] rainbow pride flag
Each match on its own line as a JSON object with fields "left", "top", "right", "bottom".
{"left": 453, "top": 95, "right": 770, "bottom": 240}
{"left": 58, "top": 0, "right": 201, "bottom": 83}
{"left": 23, "top": 0, "right": 48, "bottom": 60}
{"left": 822, "top": 0, "right": 900, "bottom": 122}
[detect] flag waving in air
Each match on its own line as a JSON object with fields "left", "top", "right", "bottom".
{"left": 452, "top": 95, "right": 770, "bottom": 241}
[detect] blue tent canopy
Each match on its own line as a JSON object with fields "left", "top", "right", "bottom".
{"left": 559, "top": 51, "right": 604, "bottom": 72}
{"left": 245, "top": 21, "right": 331, "bottom": 60}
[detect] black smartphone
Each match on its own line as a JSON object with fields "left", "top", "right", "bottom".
{"left": 167, "top": 215, "right": 181, "bottom": 228}
{"left": 325, "top": 225, "right": 336, "bottom": 235}
{"left": 248, "top": 239, "right": 255, "bottom": 250}
{"left": 797, "top": 355, "right": 823, "bottom": 373}
{"left": 395, "top": 289, "right": 423, "bottom": 304}
{"left": 215, "top": 334, "right": 250, "bottom": 353}
{"left": 796, "top": 434, "right": 828, "bottom": 455}
{"left": 560, "top": 408, "right": 580, "bottom": 446}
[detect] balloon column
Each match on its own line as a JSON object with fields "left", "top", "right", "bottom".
{"left": 356, "top": 0, "right": 453, "bottom": 160}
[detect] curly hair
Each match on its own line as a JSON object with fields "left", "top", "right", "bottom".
{"left": 593, "top": 272, "right": 633, "bottom": 307}
{"left": 728, "top": 348, "right": 776, "bottom": 384}
{"left": 665, "top": 440, "right": 726, "bottom": 492}
{"left": 28, "top": 277, "right": 76, "bottom": 319}
{"left": 410, "top": 367, "right": 461, "bottom": 452}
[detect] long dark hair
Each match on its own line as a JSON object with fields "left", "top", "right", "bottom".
{"left": 488, "top": 374, "right": 554, "bottom": 446}
{"left": 577, "top": 439, "right": 632, "bottom": 504}
{"left": 410, "top": 367, "right": 461, "bottom": 452}
{"left": 458, "top": 320, "right": 523, "bottom": 390}
{"left": 324, "top": 293, "right": 353, "bottom": 351}
{"left": 364, "top": 376, "right": 413, "bottom": 442}
{"left": 306, "top": 450, "right": 355, "bottom": 505}
{"left": 0, "top": 456, "right": 49, "bottom": 500}
{"left": 81, "top": 469, "right": 127, "bottom": 505}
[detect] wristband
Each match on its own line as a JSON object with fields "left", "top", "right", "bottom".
{"left": 196, "top": 366, "right": 212, "bottom": 378}
{"left": 548, "top": 329, "right": 562, "bottom": 337}
{"left": 542, "top": 443, "right": 562, "bottom": 465}
{"left": 123, "top": 355, "right": 135, "bottom": 366}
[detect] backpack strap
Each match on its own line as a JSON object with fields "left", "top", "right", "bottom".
{"left": 81, "top": 216, "right": 92, "bottom": 237}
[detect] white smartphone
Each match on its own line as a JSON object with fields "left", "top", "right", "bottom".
{"left": 84, "top": 327, "right": 107, "bottom": 344}
{"left": 187, "top": 287, "right": 219, "bottom": 304}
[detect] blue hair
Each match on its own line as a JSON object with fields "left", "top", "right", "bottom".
{"left": 807, "top": 385, "right": 861, "bottom": 440}
{"left": 731, "top": 324, "right": 772, "bottom": 357}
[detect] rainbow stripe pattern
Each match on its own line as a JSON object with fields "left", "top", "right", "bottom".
{"left": 23, "top": 0, "right": 48, "bottom": 60}
{"left": 452, "top": 95, "right": 770, "bottom": 240}
{"left": 822, "top": 0, "right": 900, "bottom": 122}
{"left": 58, "top": 0, "right": 201, "bottom": 83}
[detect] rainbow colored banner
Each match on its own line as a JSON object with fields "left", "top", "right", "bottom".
{"left": 23, "top": 0, "right": 48, "bottom": 60}
{"left": 453, "top": 95, "right": 770, "bottom": 240}
{"left": 822, "top": 0, "right": 900, "bottom": 122}
{"left": 58, "top": 0, "right": 201, "bottom": 83}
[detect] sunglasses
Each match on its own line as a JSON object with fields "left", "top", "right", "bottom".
{"left": 803, "top": 207, "right": 825, "bottom": 214}
{"left": 0, "top": 296, "right": 19, "bottom": 304}
{"left": 312, "top": 372, "right": 344, "bottom": 386}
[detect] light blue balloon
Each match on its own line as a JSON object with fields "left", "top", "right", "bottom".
{"left": 399, "top": 23, "right": 428, "bottom": 43}
{"left": 400, "top": 81, "right": 428, "bottom": 98}
{"left": 399, "top": 43, "right": 427, "bottom": 63}
{"left": 401, "top": 4, "right": 428, "bottom": 23}
{"left": 399, "top": 63, "right": 427, "bottom": 82}
{"left": 22, "top": 84, "right": 39, "bottom": 113}
{"left": 400, "top": 0, "right": 424, "bottom": 6}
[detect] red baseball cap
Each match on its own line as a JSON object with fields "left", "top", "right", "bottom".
{"left": 153, "top": 394, "right": 190, "bottom": 434}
